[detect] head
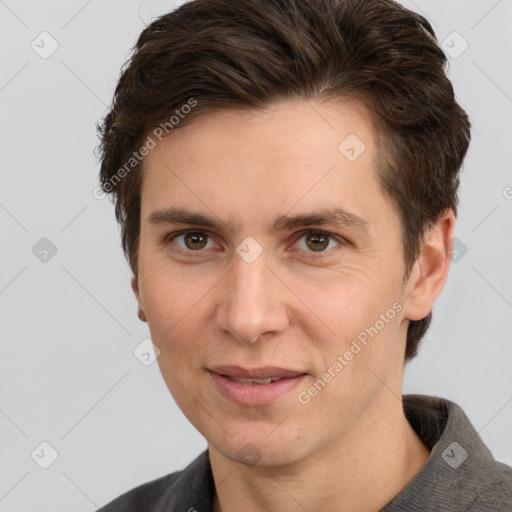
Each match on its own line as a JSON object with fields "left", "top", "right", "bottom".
{"left": 97, "top": 0, "right": 470, "bottom": 466}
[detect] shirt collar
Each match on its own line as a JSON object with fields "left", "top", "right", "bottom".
{"left": 155, "top": 395, "right": 494, "bottom": 511}
{"left": 383, "top": 395, "right": 495, "bottom": 510}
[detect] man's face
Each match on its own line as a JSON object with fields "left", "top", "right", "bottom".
{"left": 134, "top": 99, "right": 413, "bottom": 466}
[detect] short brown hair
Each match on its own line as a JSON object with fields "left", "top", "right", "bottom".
{"left": 96, "top": 0, "right": 471, "bottom": 360}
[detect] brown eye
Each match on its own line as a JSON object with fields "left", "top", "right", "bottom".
{"left": 295, "top": 230, "right": 339, "bottom": 253}
{"left": 168, "top": 230, "right": 219, "bottom": 255}
{"left": 305, "top": 232, "right": 330, "bottom": 251}
{"left": 184, "top": 232, "right": 208, "bottom": 250}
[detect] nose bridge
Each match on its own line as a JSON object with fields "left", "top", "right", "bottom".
{"left": 216, "top": 251, "right": 288, "bottom": 343}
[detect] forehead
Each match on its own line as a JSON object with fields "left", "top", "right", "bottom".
{"left": 146, "top": 98, "right": 377, "bottom": 169}
{"left": 139, "top": 98, "right": 395, "bottom": 232}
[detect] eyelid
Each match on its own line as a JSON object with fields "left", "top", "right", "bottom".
{"left": 163, "top": 228, "right": 345, "bottom": 255}
{"left": 165, "top": 228, "right": 220, "bottom": 253}
{"left": 289, "top": 229, "right": 345, "bottom": 253}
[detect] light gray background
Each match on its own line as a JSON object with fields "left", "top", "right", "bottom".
{"left": 1, "top": 0, "right": 511, "bottom": 510}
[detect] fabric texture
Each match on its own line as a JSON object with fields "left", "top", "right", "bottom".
{"left": 97, "top": 395, "right": 512, "bottom": 511}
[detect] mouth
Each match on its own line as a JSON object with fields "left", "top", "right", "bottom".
{"left": 210, "top": 364, "right": 306, "bottom": 380}
{"left": 223, "top": 376, "right": 285, "bottom": 385}
{"left": 208, "top": 365, "right": 308, "bottom": 406}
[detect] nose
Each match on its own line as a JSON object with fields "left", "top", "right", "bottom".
{"left": 215, "top": 251, "right": 290, "bottom": 344}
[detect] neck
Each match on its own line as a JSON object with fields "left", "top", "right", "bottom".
{"left": 210, "top": 394, "right": 430, "bottom": 512}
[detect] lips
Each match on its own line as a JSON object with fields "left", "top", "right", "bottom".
{"left": 209, "top": 364, "right": 305, "bottom": 380}
{"left": 227, "top": 376, "right": 281, "bottom": 385}
{"left": 208, "top": 365, "right": 308, "bottom": 406}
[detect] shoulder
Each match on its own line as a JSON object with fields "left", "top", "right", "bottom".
{"left": 96, "top": 449, "right": 213, "bottom": 511}
{"left": 467, "top": 460, "right": 512, "bottom": 510}
{"left": 96, "top": 471, "right": 182, "bottom": 512}
{"left": 389, "top": 395, "right": 512, "bottom": 511}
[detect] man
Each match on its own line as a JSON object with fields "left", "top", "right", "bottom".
{"left": 96, "top": 0, "right": 512, "bottom": 510}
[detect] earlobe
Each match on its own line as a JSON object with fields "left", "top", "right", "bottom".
{"left": 137, "top": 307, "right": 147, "bottom": 323}
{"left": 131, "top": 275, "right": 147, "bottom": 323}
{"left": 403, "top": 209, "right": 455, "bottom": 322}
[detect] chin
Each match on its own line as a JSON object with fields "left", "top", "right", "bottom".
{"left": 210, "top": 429, "right": 311, "bottom": 468}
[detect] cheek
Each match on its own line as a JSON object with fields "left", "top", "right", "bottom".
{"left": 300, "top": 276, "right": 385, "bottom": 335}
{"left": 140, "top": 248, "right": 206, "bottom": 319}
{"left": 138, "top": 263, "right": 215, "bottom": 360}
{"left": 141, "top": 271, "right": 212, "bottom": 411}
{"left": 300, "top": 273, "right": 405, "bottom": 371}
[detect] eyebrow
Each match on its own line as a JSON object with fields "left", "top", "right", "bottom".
{"left": 147, "top": 206, "right": 369, "bottom": 235}
{"left": 270, "top": 208, "right": 369, "bottom": 234}
{"left": 148, "top": 207, "right": 224, "bottom": 229}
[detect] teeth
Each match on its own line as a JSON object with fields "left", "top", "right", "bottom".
{"left": 229, "top": 376, "right": 282, "bottom": 384}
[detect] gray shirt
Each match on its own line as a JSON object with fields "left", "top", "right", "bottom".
{"left": 97, "top": 395, "right": 512, "bottom": 511}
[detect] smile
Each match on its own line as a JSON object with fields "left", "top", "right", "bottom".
{"left": 208, "top": 366, "right": 307, "bottom": 406}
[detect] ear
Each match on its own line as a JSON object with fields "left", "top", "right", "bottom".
{"left": 402, "top": 209, "right": 456, "bottom": 321}
{"left": 131, "top": 275, "right": 147, "bottom": 323}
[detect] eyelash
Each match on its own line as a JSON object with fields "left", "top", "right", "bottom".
{"left": 165, "top": 229, "right": 344, "bottom": 257}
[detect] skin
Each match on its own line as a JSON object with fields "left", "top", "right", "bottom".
{"left": 131, "top": 98, "right": 455, "bottom": 512}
